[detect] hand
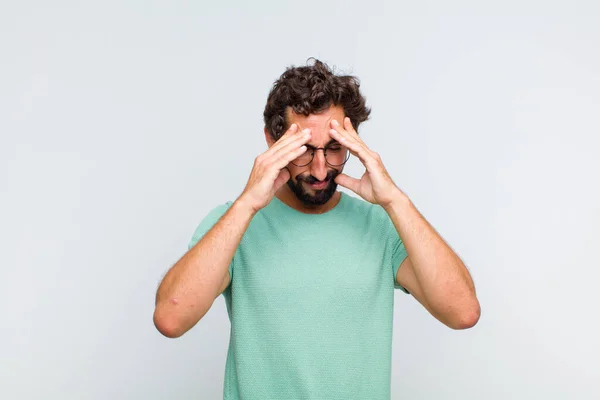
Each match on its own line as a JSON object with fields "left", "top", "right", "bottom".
{"left": 239, "top": 124, "right": 311, "bottom": 213}
{"left": 329, "top": 117, "right": 401, "bottom": 208}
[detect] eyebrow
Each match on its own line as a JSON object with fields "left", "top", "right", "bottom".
{"left": 305, "top": 139, "right": 339, "bottom": 149}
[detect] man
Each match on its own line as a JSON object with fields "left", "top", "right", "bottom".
{"left": 153, "top": 59, "right": 480, "bottom": 399}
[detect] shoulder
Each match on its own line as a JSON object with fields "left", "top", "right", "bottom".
{"left": 194, "top": 201, "right": 234, "bottom": 227}
{"left": 206, "top": 201, "right": 234, "bottom": 217}
{"left": 188, "top": 200, "right": 233, "bottom": 249}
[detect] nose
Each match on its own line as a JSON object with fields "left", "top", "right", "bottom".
{"left": 310, "top": 149, "right": 328, "bottom": 181}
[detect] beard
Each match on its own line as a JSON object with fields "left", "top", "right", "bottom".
{"left": 286, "top": 169, "right": 340, "bottom": 206}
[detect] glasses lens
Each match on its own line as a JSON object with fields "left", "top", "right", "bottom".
{"left": 290, "top": 147, "right": 350, "bottom": 167}
{"left": 325, "top": 147, "right": 350, "bottom": 166}
{"left": 291, "top": 150, "right": 313, "bottom": 167}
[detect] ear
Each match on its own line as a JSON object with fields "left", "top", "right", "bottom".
{"left": 264, "top": 127, "right": 275, "bottom": 147}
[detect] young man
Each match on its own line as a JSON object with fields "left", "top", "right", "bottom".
{"left": 154, "top": 59, "right": 480, "bottom": 399}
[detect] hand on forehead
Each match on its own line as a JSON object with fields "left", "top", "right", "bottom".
{"left": 286, "top": 105, "right": 346, "bottom": 146}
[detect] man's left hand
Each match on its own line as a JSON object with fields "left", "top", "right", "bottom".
{"left": 329, "top": 118, "right": 402, "bottom": 208}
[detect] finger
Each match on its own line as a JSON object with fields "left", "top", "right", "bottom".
{"left": 330, "top": 119, "right": 360, "bottom": 147}
{"left": 271, "top": 128, "right": 311, "bottom": 161}
{"left": 269, "top": 127, "right": 310, "bottom": 158}
{"left": 328, "top": 128, "right": 373, "bottom": 166}
{"left": 272, "top": 142, "right": 309, "bottom": 170}
{"left": 281, "top": 123, "right": 299, "bottom": 139}
{"left": 334, "top": 173, "right": 361, "bottom": 194}
{"left": 343, "top": 117, "right": 360, "bottom": 140}
{"left": 331, "top": 118, "right": 362, "bottom": 144}
{"left": 273, "top": 167, "right": 291, "bottom": 191}
{"left": 275, "top": 123, "right": 299, "bottom": 144}
{"left": 267, "top": 124, "right": 302, "bottom": 154}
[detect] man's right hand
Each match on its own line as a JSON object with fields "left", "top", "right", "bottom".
{"left": 239, "top": 124, "right": 312, "bottom": 213}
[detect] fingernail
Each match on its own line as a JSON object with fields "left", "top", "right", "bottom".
{"left": 303, "top": 128, "right": 311, "bottom": 134}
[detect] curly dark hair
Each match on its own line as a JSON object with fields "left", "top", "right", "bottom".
{"left": 263, "top": 58, "right": 371, "bottom": 141}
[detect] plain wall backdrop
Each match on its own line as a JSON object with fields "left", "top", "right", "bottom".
{"left": 1, "top": 1, "right": 599, "bottom": 399}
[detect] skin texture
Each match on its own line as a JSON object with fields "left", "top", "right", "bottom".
{"left": 269, "top": 104, "right": 480, "bottom": 329}
{"left": 154, "top": 122, "right": 313, "bottom": 338}
{"left": 154, "top": 104, "right": 480, "bottom": 338}
{"left": 265, "top": 105, "right": 348, "bottom": 214}
{"left": 326, "top": 110, "right": 480, "bottom": 329}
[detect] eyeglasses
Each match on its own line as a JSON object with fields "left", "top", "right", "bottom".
{"left": 291, "top": 144, "right": 351, "bottom": 167}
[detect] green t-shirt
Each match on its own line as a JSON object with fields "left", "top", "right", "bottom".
{"left": 188, "top": 191, "right": 409, "bottom": 400}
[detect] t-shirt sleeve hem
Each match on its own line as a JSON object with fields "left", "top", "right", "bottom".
{"left": 186, "top": 201, "right": 235, "bottom": 284}
{"left": 392, "top": 246, "right": 410, "bottom": 294}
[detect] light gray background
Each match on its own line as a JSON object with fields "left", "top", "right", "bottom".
{"left": 1, "top": 1, "right": 599, "bottom": 399}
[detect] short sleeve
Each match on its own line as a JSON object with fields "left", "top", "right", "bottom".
{"left": 386, "top": 216, "right": 410, "bottom": 294}
{"left": 187, "top": 201, "right": 234, "bottom": 278}
{"left": 391, "top": 233, "right": 410, "bottom": 293}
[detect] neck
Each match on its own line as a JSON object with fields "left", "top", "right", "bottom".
{"left": 275, "top": 186, "right": 341, "bottom": 214}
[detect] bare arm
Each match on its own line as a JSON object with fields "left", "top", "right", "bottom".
{"left": 325, "top": 117, "right": 479, "bottom": 329}
{"left": 388, "top": 194, "right": 480, "bottom": 330}
{"left": 153, "top": 123, "right": 312, "bottom": 338}
{"left": 153, "top": 199, "right": 256, "bottom": 338}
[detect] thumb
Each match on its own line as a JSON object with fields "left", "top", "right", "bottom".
{"left": 335, "top": 173, "right": 360, "bottom": 194}
{"left": 273, "top": 167, "right": 291, "bottom": 191}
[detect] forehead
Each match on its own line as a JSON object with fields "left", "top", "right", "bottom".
{"left": 286, "top": 105, "right": 346, "bottom": 146}
{"left": 285, "top": 105, "right": 346, "bottom": 130}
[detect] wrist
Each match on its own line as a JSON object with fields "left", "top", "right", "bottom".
{"left": 382, "top": 189, "right": 412, "bottom": 214}
{"left": 233, "top": 195, "right": 260, "bottom": 218}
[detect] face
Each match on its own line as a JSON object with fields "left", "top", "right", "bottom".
{"left": 267, "top": 105, "right": 348, "bottom": 206}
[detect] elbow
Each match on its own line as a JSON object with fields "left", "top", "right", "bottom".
{"left": 153, "top": 305, "right": 205, "bottom": 339}
{"left": 450, "top": 300, "right": 481, "bottom": 330}
{"left": 153, "top": 293, "right": 213, "bottom": 338}
{"left": 153, "top": 309, "right": 185, "bottom": 338}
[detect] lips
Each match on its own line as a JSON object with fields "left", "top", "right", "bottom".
{"left": 308, "top": 179, "right": 329, "bottom": 189}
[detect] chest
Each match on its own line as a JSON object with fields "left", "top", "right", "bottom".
{"left": 233, "top": 221, "right": 391, "bottom": 294}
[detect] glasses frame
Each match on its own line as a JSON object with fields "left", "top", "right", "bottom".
{"left": 290, "top": 145, "right": 351, "bottom": 167}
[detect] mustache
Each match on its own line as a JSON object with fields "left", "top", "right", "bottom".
{"left": 297, "top": 170, "right": 339, "bottom": 184}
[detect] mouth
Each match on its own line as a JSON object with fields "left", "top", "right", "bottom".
{"left": 308, "top": 179, "right": 329, "bottom": 189}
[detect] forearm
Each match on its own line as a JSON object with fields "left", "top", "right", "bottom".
{"left": 383, "top": 190, "right": 479, "bottom": 320}
{"left": 154, "top": 198, "right": 256, "bottom": 337}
